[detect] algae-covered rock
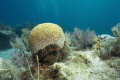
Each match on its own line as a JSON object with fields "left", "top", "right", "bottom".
{"left": 43, "top": 50, "right": 118, "bottom": 80}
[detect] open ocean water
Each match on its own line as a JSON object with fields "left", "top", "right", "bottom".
{"left": 0, "top": 0, "right": 120, "bottom": 35}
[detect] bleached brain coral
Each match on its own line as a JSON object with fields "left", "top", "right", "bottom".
{"left": 28, "top": 23, "right": 65, "bottom": 54}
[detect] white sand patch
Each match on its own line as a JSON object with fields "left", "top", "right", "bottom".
{"left": 0, "top": 48, "right": 14, "bottom": 59}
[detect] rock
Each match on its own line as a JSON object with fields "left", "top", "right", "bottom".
{"left": 0, "top": 24, "right": 16, "bottom": 50}
{"left": 98, "top": 34, "right": 116, "bottom": 41}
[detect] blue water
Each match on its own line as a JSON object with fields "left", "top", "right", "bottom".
{"left": 0, "top": 0, "right": 120, "bottom": 35}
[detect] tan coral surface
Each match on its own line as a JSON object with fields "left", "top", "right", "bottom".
{"left": 28, "top": 23, "right": 65, "bottom": 53}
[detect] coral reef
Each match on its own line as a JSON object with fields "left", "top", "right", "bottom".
{"left": 28, "top": 23, "right": 65, "bottom": 54}
{"left": 1, "top": 22, "right": 120, "bottom": 80}
{"left": 94, "top": 34, "right": 117, "bottom": 60}
{"left": 95, "top": 23, "right": 120, "bottom": 60}
{"left": 28, "top": 23, "right": 67, "bottom": 68}
{"left": 44, "top": 51, "right": 118, "bottom": 80}
{"left": 0, "top": 59, "right": 22, "bottom": 80}
{"left": 9, "top": 28, "right": 34, "bottom": 79}
{"left": 71, "top": 28, "right": 96, "bottom": 50}
{"left": 6, "top": 23, "right": 68, "bottom": 80}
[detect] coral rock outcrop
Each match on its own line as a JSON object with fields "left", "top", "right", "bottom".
{"left": 28, "top": 23, "right": 65, "bottom": 54}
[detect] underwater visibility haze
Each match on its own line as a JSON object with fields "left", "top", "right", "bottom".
{"left": 0, "top": 0, "right": 120, "bottom": 80}
{"left": 0, "top": 0, "right": 120, "bottom": 34}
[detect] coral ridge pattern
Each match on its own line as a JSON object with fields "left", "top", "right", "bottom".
{"left": 28, "top": 23, "right": 65, "bottom": 54}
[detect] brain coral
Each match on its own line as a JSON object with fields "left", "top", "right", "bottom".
{"left": 28, "top": 23, "right": 65, "bottom": 54}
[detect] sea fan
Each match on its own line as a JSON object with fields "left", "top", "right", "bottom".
{"left": 71, "top": 28, "right": 96, "bottom": 50}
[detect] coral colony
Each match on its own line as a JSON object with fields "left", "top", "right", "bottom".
{"left": 0, "top": 23, "right": 120, "bottom": 80}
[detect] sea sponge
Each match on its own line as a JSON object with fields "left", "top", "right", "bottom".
{"left": 94, "top": 37, "right": 101, "bottom": 50}
{"left": 28, "top": 23, "right": 65, "bottom": 54}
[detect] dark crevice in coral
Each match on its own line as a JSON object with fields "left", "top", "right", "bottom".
{"left": 32, "top": 44, "right": 61, "bottom": 66}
